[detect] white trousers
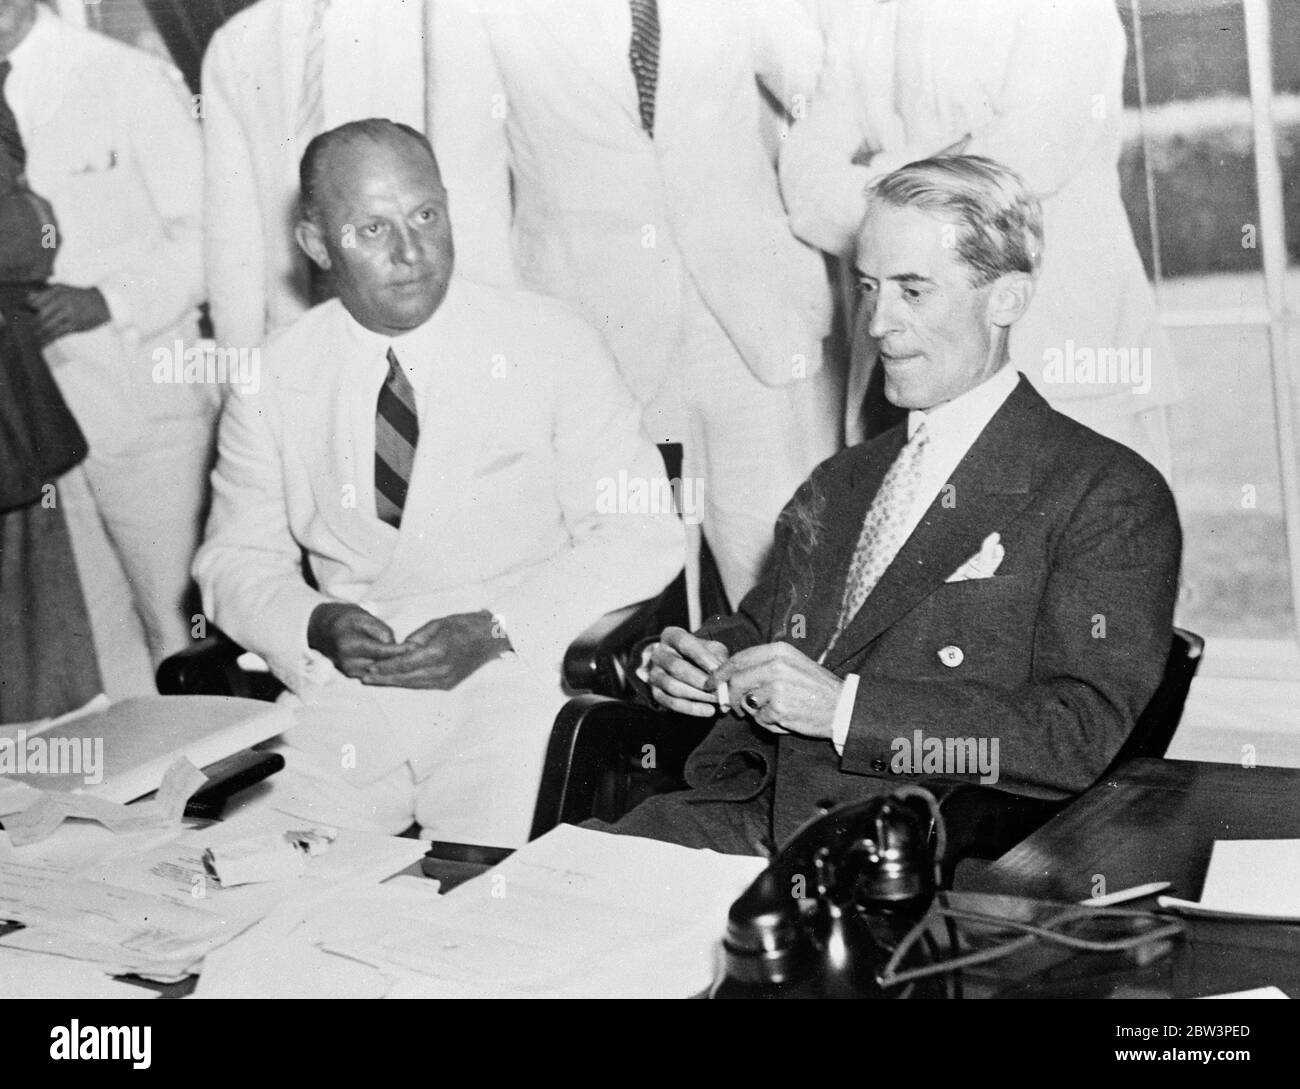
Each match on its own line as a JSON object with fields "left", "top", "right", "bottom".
{"left": 60, "top": 411, "right": 215, "bottom": 696}
{"left": 645, "top": 281, "right": 841, "bottom": 617}
{"left": 222, "top": 656, "right": 566, "bottom": 849}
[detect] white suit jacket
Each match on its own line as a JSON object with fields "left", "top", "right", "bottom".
{"left": 471, "top": 0, "right": 832, "bottom": 398}
{"left": 201, "top": 0, "right": 513, "bottom": 348}
{"left": 782, "top": 0, "right": 1178, "bottom": 414}
{"left": 195, "top": 277, "right": 684, "bottom": 697}
{"left": 10, "top": 6, "right": 207, "bottom": 452}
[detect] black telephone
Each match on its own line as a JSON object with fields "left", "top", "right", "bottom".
{"left": 709, "top": 787, "right": 944, "bottom": 999}
{"left": 709, "top": 786, "right": 1186, "bottom": 999}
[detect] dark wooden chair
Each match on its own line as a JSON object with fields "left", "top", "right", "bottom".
{"left": 528, "top": 629, "right": 1206, "bottom": 885}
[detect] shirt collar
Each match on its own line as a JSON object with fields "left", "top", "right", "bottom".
{"left": 340, "top": 278, "right": 460, "bottom": 376}
{"left": 907, "top": 364, "right": 1020, "bottom": 444}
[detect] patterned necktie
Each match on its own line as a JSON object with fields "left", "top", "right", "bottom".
{"left": 628, "top": 0, "right": 660, "bottom": 137}
{"left": 375, "top": 347, "right": 419, "bottom": 529}
{"left": 0, "top": 60, "right": 26, "bottom": 172}
{"left": 296, "top": 0, "right": 331, "bottom": 149}
{"left": 822, "top": 422, "right": 930, "bottom": 660}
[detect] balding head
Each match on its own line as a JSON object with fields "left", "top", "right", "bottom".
{"left": 295, "top": 118, "right": 454, "bottom": 336}
{"left": 299, "top": 119, "right": 441, "bottom": 225}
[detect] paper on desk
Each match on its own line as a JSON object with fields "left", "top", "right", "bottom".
{"left": 0, "top": 855, "right": 240, "bottom": 978}
{"left": 1198, "top": 986, "right": 1290, "bottom": 999}
{"left": 1158, "top": 839, "right": 1300, "bottom": 921}
{"left": 74, "top": 808, "right": 427, "bottom": 912}
{"left": 0, "top": 806, "right": 426, "bottom": 980}
{"left": 0, "top": 694, "right": 290, "bottom": 802}
{"left": 0, "top": 779, "right": 42, "bottom": 818}
{"left": 194, "top": 880, "right": 442, "bottom": 999}
{"left": 0, "top": 946, "right": 152, "bottom": 999}
{"left": 330, "top": 824, "right": 767, "bottom": 999}
{"left": 1, "top": 758, "right": 208, "bottom": 846}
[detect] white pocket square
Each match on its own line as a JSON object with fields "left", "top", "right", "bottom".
{"left": 945, "top": 532, "right": 1005, "bottom": 582}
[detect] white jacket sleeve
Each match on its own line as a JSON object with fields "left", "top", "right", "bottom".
{"left": 429, "top": 1, "right": 515, "bottom": 286}
{"left": 201, "top": 33, "right": 269, "bottom": 347}
{"left": 98, "top": 55, "right": 203, "bottom": 341}
{"left": 194, "top": 385, "right": 333, "bottom": 691}
{"left": 489, "top": 319, "right": 685, "bottom": 679}
{"left": 778, "top": 12, "right": 874, "bottom": 259}
{"left": 748, "top": 0, "right": 824, "bottom": 112}
{"left": 963, "top": 0, "right": 1121, "bottom": 198}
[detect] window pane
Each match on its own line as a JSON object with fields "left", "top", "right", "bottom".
{"left": 1167, "top": 323, "right": 1294, "bottom": 639}
{"left": 1118, "top": 0, "right": 1297, "bottom": 648}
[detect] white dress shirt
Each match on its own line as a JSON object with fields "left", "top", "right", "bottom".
{"left": 831, "top": 364, "right": 1020, "bottom": 751}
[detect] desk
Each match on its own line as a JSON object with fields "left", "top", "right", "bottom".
{"left": 954, "top": 757, "right": 1300, "bottom": 998}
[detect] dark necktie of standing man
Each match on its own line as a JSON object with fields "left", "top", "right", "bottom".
{"left": 628, "top": 0, "right": 660, "bottom": 137}
{"left": 0, "top": 60, "right": 26, "bottom": 173}
{"left": 374, "top": 347, "right": 419, "bottom": 529}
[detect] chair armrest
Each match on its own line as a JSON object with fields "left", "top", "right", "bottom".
{"left": 156, "top": 632, "right": 284, "bottom": 702}
{"left": 927, "top": 780, "right": 1066, "bottom": 888}
{"left": 562, "top": 571, "right": 688, "bottom": 697}
{"left": 529, "top": 694, "right": 713, "bottom": 840}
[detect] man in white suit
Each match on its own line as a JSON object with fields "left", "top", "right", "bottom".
{"left": 470, "top": 0, "right": 840, "bottom": 619}
{"left": 781, "top": 0, "right": 1178, "bottom": 478}
{"left": 202, "top": 0, "right": 512, "bottom": 350}
{"left": 195, "top": 120, "right": 683, "bottom": 845}
{"left": 4, "top": 0, "right": 210, "bottom": 692}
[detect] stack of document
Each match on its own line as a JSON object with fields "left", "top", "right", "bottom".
{"left": 322, "top": 825, "right": 767, "bottom": 998}
{"left": 0, "top": 694, "right": 292, "bottom": 802}
{"left": 0, "top": 809, "right": 429, "bottom": 982}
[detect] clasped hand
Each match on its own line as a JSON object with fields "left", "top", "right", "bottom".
{"left": 27, "top": 284, "right": 111, "bottom": 345}
{"left": 307, "top": 603, "right": 511, "bottom": 690}
{"left": 646, "top": 626, "right": 843, "bottom": 740}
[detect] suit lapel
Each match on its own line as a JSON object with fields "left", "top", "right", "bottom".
{"left": 520, "top": 0, "right": 642, "bottom": 131}
{"left": 822, "top": 379, "right": 1049, "bottom": 670}
{"left": 784, "top": 428, "right": 904, "bottom": 657}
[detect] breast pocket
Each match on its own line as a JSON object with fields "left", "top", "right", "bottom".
{"left": 57, "top": 147, "right": 140, "bottom": 255}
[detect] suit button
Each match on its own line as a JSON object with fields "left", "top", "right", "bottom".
{"left": 938, "top": 645, "right": 964, "bottom": 668}
{"left": 871, "top": 758, "right": 886, "bottom": 772}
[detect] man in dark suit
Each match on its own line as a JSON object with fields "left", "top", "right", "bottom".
{"left": 613, "top": 155, "right": 1182, "bottom": 855}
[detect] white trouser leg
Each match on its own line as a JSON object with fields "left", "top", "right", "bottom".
{"left": 80, "top": 413, "right": 214, "bottom": 665}
{"left": 56, "top": 464, "right": 154, "bottom": 700}
{"left": 681, "top": 290, "right": 842, "bottom": 608}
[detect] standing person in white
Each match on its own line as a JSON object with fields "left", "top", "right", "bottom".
{"left": 202, "top": 0, "right": 513, "bottom": 350}
{"left": 3, "top": 0, "right": 210, "bottom": 691}
{"left": 469, "top": 0, "right": 840, "bottom": 618}
{"left": 195, "top": 121, "right": 683, "bottom": 845}
{"left": 782, "top": 0, "right": 1178, "bottom": 478}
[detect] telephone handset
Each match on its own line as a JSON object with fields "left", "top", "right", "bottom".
{"left": 709, "top": 787, "right": 944, "bottom": 999}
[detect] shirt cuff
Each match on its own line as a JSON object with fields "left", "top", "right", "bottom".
{"left": 831, "top": 673, "right": 859, "bottom": 755}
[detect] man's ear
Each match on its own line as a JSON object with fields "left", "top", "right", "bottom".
{"left": 295, "top": 218, "right": 331, "bottom": 270}
{"left": 986, "top": 271, "right": 1034, "bottom": 328}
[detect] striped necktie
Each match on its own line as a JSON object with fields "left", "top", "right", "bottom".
{"left": 821, "top": 422, "right": 930, "bottom": 661}
{"left": 296, "top": 0, "right": 331, "bottom": 149}
{"left": 375, "top": 347, "right": 419, "bottom": 529}
{"left": 0, "top": 61, "right": 26, "bottom": 173}
{"left": 628, "top": 0, "right": 660, "bottom": 137}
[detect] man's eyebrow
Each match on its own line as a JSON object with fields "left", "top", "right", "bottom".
{"left": 851, "top": 270, "right": 936, "bottom": 286}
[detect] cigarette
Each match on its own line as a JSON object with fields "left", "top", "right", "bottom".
{"left": 715, "top": 679, "right": 732, "bottom": 714}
